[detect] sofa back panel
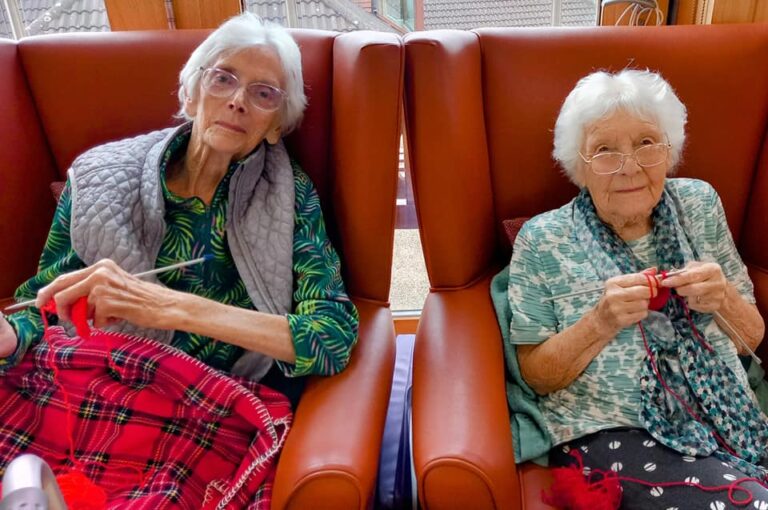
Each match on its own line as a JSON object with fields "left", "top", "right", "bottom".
{"left": 0, "top": 40, "right": 58, "bottom": 297}
{"left": 743, "top": 131, "right": 768, "bottom": 359}
{"left": 404, "top": 30, "right": 497, "bottom": 290}
{"left": 478, "top": 24, "right": 768, "bottom": 262}
{"left": 331, "top": 32, "right": 402, "bottom": 302}
{"left": 19, "top": 30, "right": 203, "bottom": 179}
{"left": 742, "top": 131, "right": 768, "bottom": 270}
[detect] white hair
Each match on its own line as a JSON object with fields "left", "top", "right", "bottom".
{"left": 553, "top": 69, "right": 687, "bottom": 185}
{"left": 177, "top": 12, "right": 307, "bottom": 134}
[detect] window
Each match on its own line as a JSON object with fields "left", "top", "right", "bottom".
{"left": 245, "top": 0, "right": 402, "bottom": 32}
{"left": 423, "top": 0, "right": 597, "bottom": 30}
{"left": 0, "top": 4, "right": 13, "bottom": 38}
{"left": 0, "top": 0, "right": 109, "bottom": 39}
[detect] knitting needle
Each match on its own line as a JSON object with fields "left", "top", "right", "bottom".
{"left": 2, "top": 255, "right": 212, "bottom": 313}
{"left": 714, "top": 311, "right": 762, "bottom": 365}
{"left": 538, "top": 269, "right": 762, "bottom": 365}
{"left": 541, "top": 268, "right": 688, "bottom": 303}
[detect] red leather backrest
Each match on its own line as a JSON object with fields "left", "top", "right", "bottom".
{"left": 742, "top": 131, "right": 768, "bottom": 358}
{"left": 405, "top": 24, "right": 768, "bottom": 290}
{"left": 17, "top": 29, "right": 401, "bottom": 303}
{"left": 0, "top": 40, "right": 58, "bottom": 298}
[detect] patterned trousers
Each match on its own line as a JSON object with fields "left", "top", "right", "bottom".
{"left": 549, "top": 428, "right": 768, "bottom": 510}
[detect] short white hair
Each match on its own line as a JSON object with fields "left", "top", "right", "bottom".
{"left": 553, "top": 69, "right": 687, "bottom": 185}
{"left": 177, "top": 12, "right": 307, "bottom": 134}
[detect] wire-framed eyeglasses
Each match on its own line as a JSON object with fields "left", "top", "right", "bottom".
{"left": 199, "top": 67, "right": 285, "bottom": 112}
{"left": 578, "top": 142, "right": 672, "bottom": 175}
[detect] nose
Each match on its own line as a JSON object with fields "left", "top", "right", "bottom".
{"left": 619, "top": 154, "right": 642, "bottom": 175}
{"left": 227, "top": 86, "right": 248, "bottom": 113}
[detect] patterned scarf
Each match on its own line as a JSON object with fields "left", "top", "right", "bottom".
{"left": 574, "top": 186, "right": 768, "bottom": 478}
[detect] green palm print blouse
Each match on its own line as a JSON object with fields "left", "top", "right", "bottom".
{"left": 2, "top": 132, "right": 359, "bottom": 393}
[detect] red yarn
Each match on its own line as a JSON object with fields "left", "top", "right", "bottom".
{"left": 643, "top": 268, "right": 672, "bottom": 311}
{"left": 57, "top": 471, "right": 107, "bottom": 510}
{"left": 544, "top": 294, "right": 768, "bottom": 509}
{"left": 36, "top": 297, "right": 113, "bottom": 509}
{"left": 41, "top": 297, "right": 91, "bottom": 339}
{"left": 542, "top": 451, "right": 622, "bottom": 510}
{"left": 544, "top": 450, "right": 767, "bottom": 509}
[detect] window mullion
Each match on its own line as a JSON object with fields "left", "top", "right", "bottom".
{"left": 3, "top": 0, "right": 26, "bottom": 39}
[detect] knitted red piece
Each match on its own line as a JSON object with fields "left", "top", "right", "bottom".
{"left": 40, "top": 297, "right": 91, "bottom": 339}
{"left": 542, "top": 452, "right": 622, "bottom": 510}
{"left": 648, "top": 285, "right": 671, "bottom": 311}
{"left": 642, "top": 268, "right": 672, "bottom": 311}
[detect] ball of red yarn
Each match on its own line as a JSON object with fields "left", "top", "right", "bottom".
{"left": 542, "top": 461, "right": 622, "bottom": 510}
{"left": 57, "top": 471, "right": 107, "bottom": 510}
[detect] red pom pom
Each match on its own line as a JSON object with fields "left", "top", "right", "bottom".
{"left": 57, "top": 471, "right": 107, "bottom": 510}
{"left": 542, "top": 453, "right": 621, "bottom": 510}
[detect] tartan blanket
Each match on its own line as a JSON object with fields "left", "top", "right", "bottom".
{"left": 0, "top": 325, "right": 292, "bottom": 509}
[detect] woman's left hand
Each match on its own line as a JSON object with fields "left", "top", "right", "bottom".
{"left": 35, "top": 259, "right": 180, "bottom": 330}
{"left": 660, "top": 261, "right": 727, "bottom": 313}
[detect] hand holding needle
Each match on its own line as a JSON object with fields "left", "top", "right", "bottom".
{"left": 540, "top": 267, "right": 760, "bottom": 365}
{"left": 2, "top": 255, "right": 211, "bottom": 313}
{"left": 541, "top": 268, "right": 688, "bottom": 303}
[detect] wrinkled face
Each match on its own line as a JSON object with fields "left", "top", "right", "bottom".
{"left": 578, "top": 109, "right": 670, "bottom": 228}
{"left": 186, "top": 46, "right": 285, "bottom": 160}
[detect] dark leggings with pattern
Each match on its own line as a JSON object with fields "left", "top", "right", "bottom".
{"left": 549, "top": 428, "right": 768, "bottom": 510}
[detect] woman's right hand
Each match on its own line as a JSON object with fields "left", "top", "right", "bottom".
{"left": 593, "top": 270, "right": 659, "bottom": 337}
{"left": 0, "top": 315, "right": 18, "bottom": 358}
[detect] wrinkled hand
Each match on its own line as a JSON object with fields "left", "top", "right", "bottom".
{"left": 0, "top": 315, "right": 18, "bottom": 358}
{"left": 35, "top": 259, "right": 180, "bottom": 330}
{"left": 660, "top": 261, "right": 726, "bottom": 313}
{"left": 593, "top": 269, "right": 659, "bottom": 336}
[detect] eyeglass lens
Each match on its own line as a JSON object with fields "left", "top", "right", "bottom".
{"left": 591, "top": 144, "right": 669, "bottom": 174}
{"left": 202, "top": 68, "right": 283, "bottom": 111}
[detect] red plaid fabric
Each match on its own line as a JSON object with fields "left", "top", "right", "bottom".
{"left": 0, "top": 326, "right": 292, "bottom": 509}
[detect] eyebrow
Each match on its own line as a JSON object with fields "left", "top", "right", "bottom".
{"left": 588, "top": 131, "right": 663, "bottom": 146}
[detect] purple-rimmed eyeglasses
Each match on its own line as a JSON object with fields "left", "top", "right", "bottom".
{"left": 199, "top": 67, "right": 284, "bottom": 112}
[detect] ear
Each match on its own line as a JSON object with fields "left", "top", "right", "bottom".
{"left": 184, "top": 89, "right": 198, "bottom": 118}
{"left": 266, "top": 125, "right": 281, "bottom": 145}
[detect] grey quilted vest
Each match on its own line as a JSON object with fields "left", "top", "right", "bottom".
{"left": 68, "top": 123, "right": 295, "bottom": 381}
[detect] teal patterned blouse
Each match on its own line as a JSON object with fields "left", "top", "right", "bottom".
{"left": 2, "top": 132, "right": 359, "bottom": 394}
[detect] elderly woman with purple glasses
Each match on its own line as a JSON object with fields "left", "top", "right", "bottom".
{"left": 504, "top": 70, "right": 768, "bottom": 508}
{"left": 0, "top": 13, "right": 358, "bottom": 407}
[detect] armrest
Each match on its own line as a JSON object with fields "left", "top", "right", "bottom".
{"left": 413, "top": 277, "right": 520, "bottom": 510}
{"left": 272, "top": 300, "right": 396, "bottom": 510}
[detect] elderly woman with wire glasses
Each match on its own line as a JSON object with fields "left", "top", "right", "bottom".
{"left": 0, "top": 13, "right": 358, "bottom": 407}
{"left": 506, "top": 70, "right": 768, "bottom": 508}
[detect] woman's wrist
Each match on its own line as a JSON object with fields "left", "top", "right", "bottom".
{"left": 717, "top": 282, "right": 741, "bottom": 316}
{"left": 584, "top": 307, "right": 620, "bottom": 343}
{"left": 157, "top": 288, "right": 207, "bottom": 332}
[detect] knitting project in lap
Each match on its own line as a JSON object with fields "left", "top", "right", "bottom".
{"left": 0, "top": 323, "right": 292, "bottom": 509}
{"left": 574, "top": 186, "right": 768, "bottom": 478}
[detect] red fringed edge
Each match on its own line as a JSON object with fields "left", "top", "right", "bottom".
{"left": 542, "top": 451, "right": 622, "bottom": 510}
